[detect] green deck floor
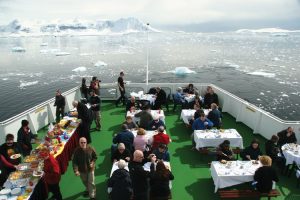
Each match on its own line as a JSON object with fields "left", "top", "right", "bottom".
{"left": 37, "top": 101, "right": 300, "bottom": 200}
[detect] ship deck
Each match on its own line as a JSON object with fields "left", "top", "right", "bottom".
{"left": 36, "top": 101, "right": 300, "bottom": 200}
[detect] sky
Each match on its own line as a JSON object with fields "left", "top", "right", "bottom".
{"left": 1, "top": 0, "right": 300, "bottom": 31}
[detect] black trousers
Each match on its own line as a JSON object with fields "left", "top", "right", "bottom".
{"left": 48, "top": 183, "right": 63, "bottom": 200}
{"left": 79, "top": 121, "right": 91, "bottom": 144}
{"left": 116, "top": 89, "right": 126, "bottom": 106}
{"left": 56, "top": 107, "right": 64, "bottom": 123}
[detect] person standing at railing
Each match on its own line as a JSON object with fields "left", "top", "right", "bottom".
{"left": 80, "top": 78, "right": 89, "bottom": 100}
{"left": 116, "top": 71, "right": 126, "bottom": 107}
{"left": 54, "top": 89, "right": 66, "bottom": 123}
{"left": 17, "top": 119, "right": 37, "bottom": 156}
{"left": 89, "top": 89, "right": 101, "bottom": 131}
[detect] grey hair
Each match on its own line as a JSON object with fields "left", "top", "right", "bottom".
{"left": 118, "top": 159, "right": 127, "bottom": 169}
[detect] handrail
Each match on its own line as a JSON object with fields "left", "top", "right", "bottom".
{"left": 211, "top": 84, "right": 300, "bottom": 125}
{"left": 0, "top": 86, "right": 80, "bottom": 125}
{"left": 1, "top": 82, "right": 300, "bottom": 126}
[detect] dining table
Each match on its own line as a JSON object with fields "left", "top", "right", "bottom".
{"left": 194, "top": 129, "right": 243, "bottom": 149}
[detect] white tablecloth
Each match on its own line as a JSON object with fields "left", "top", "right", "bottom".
{"left": 127, "top": 110, "right": 165, "bottom": 123}
{"left": 180, "top": 109, "right": 210, "bottom": 124}
{"left": 184, "top": 94, "right": 195, "bottom": 103}
{"left": 194, "top": 129, "right": 243, "bottom": 149}
{"left": 130, "top": 91, "right": 156, "bottom": 105}
{"left": 282, "top": 143, "right": 300, "bottom": 165}
{"left": 211, "top": 161, "right": 261, "bottom": 192}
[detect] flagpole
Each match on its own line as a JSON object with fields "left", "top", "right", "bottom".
{"left": 146, "top": 23, "right": 149, "bottom": 85}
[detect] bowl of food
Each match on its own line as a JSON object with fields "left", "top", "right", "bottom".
{"left": 11, "top": 188, "right": 22, "bottom": 196}
{"left": 220, "top": 159, "right": 227, "bottom": 164}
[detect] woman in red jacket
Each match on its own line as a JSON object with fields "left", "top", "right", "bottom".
{"left": 43, "top": 151, "right": 62, "bottom": 200}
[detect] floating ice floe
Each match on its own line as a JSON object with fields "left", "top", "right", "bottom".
{"left": 72, "top": 66, "right": 87, "bottom": 72}
{"left": 80, "top": 53, "right": 93, "bottom": 56}
{"left": 281, "top": 94, "right": 289, "bottom": 97}
{"left": 12, "top": 46, "right": 26, "bottom": 52}
{"left": 55, "top": 52, "right": 70, "bottom": 56}
{"left": 171, "top": 67, "right": 196, "bottom": 75}
{"left": 40, "top": 43, "right": 48, "bottom": 46}
{"left": 247, "top": 71, "right": 275, "bottom": 78}
{"left": 272, "top": 57, "right": 280, "bottom": 61}
{"left": 2, "top": 78, "right": 8, "bottom": 81}
{"left": 19, "top": 81, "right": 38, "bottom": 89}
{"left": 260, "top": 92, "right": 265, "bottom": 95}
{"left": 94, "top": 61, "right": 108, "bottom": 67}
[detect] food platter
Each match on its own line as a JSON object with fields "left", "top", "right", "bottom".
{"left": 8, "top": 171, "right": 23, "bottom": 181}
{"left": 23, "top": 155, "right": 38, "bottom": 163}
{"left": 16, "top": 163, "right": 29, "bottom": 171}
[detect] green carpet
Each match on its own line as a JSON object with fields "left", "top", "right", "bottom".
{"left": 36, "top": 101, "right": 300, "bottom": 200}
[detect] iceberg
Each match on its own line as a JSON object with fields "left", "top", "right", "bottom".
{"left": 12, "top": 47, "right": 26, "bottom": 52}
{"left": 171, "top": 67, "right": 196, "bottom": 75}
{"left": 72, "top": 66, "right": 87, "bottom": 72}
{"left": 40, "top": 43, "right": 48, "bottom": 46}
{"left": 247, "top": 71, "right": 276, "bottom": 78}
{"left": 94, "top": 61, "right": 108, "bottom": 67}
{"left": 55, "top": 52, "right": 70, "bottom": 56}
{"left": 19, "top": 81, "right": 38, "bottom": 89}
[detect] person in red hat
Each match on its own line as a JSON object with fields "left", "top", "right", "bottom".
{"left": 43, "top": 150, "right": 62, "bottom": 200}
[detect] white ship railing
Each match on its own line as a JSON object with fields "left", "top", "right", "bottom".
{"left": 0, "top": 83, "right": 299, "bottom": 144}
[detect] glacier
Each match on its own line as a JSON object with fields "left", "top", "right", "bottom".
{"left": 0, "top": 17, "right": 158, "bottom": 37}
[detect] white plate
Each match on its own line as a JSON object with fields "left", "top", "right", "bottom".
{"left": 0, "top": 195, "right": 7, "bottom": 200}
{"left": 33, "top": 170, "right": 44, "bottom": 177}
{"left": 10, "top": 187, "right": 21, "bottom": 196}
{"left": 0, "top": 188, "right": 10, "bottom": 195}
{"left": 10, "top": 154, "right": 21, "bottom": 159}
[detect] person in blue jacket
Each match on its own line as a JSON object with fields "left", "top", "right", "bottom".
{"left": 192, "top": 113, "right": 214, "bottom": 130}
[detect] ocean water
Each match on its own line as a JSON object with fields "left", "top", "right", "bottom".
{"left": 0, "top": 32, "right": 300, "bottom": 121}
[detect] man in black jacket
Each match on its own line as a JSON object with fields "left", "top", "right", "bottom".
{"left": 204, "top": 86, "right": 219, "bottom": 109}
{"left": 108, "top": 159, "right": 132, "bottom": 200}
{"left": 128, "top": 150, "right": 156, "bottom": 200}
{"left": 72, "top": 100, "right": 92, "bottom": 144}
{"left": 54, "top": 89, "right": 65, "bottom": 123}
{"left": 154, "top": 87, "right": 167, "bottom": 110}
{"left": 277, "top": 127, "right": 297, "bottom": 148}
{"left": 89, "top": 89, "right": 101, "bottom": 131}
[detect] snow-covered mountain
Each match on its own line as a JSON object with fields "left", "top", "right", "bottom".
{"left": 0, "top": 17, "right": 158, "bottom": 37}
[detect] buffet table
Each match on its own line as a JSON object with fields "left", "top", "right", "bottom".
{"left": 0, "top": 117, "right": 80, "bottom": 200}
{"left": 194, "top": 129, "right": 243, "bottom": 149}
{"left": 210, "top": 161, "right": 261, "bottom": 193}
